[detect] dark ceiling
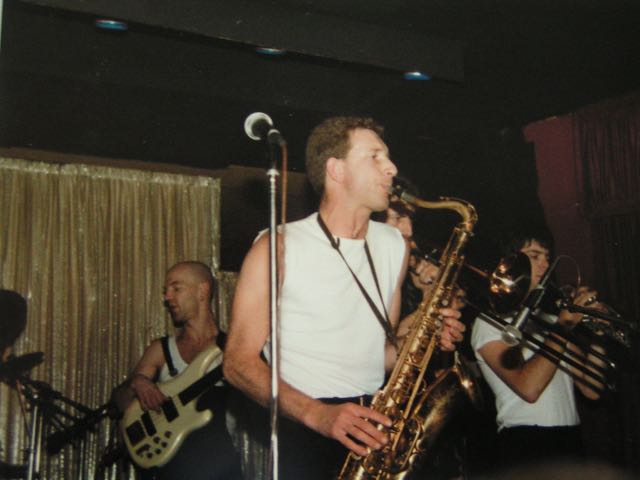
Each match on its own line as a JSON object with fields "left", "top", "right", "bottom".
{"left": 2, "top": 0, "right": 639, "bottom": 269}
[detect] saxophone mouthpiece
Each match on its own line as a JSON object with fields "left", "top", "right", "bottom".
{"left": 388, "top": 182, "right": 418, "bottom": 218}
{"left": 390, "top": 181, "right": 416, "bottom": 205}
{"left": 389, "top": 178, "right": 407, "bottom": 200}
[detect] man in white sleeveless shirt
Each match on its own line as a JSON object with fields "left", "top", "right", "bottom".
{"left": 224, "top": 117, "right": 466, "bottom": 479}
{"left": 112, "top": 261, "right": 241, "bottom": 479}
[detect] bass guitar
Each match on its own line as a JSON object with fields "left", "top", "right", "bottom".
{"left": 120, "top": 345, "right": 223, "bottom": 469}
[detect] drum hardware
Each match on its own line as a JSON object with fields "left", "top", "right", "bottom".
{"left": 2, "top": 355, "right": 98, "bottom": 480}
{"left": 16, "top": 376, "right": 94, "bottom": 480}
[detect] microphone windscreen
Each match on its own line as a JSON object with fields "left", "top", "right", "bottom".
{"left": 244, "top": 112, "right": 273, "bottom": 141}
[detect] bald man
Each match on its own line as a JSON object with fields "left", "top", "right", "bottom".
{"left": 112, "top": 261, "right": 241, "bottom": 480}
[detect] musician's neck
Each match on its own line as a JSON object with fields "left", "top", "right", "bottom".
{"left": 318, "top": 200, "right": 371, "bottom": 239}
{"left": 179, "top": 311, "right": 218, "bottom": 344}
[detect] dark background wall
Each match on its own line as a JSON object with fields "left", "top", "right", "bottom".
{"left": 2, "top": 0, "right": 609, "bottom": 270}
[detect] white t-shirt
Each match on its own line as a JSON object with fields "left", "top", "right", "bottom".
{"left": 471, "top": 316, "right": 579, "bottom": 431}
{"left": 263, "top": 213, "right": 405, "bottom": 398}
{"left": 158, "top": 335, "right": 222, "bottom": 384}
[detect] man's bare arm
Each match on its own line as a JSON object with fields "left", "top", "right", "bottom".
{"left": 112, "top": 340, "right": 166, "bottom": 412}
{"left": 477, "top": 335, "right": 567, "bottom": 403}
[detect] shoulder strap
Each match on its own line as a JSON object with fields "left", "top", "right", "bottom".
{"left": 216, "top": 331, "right": 227, "bottom": 350}
{"left": 160, "top": 335, "right": 179, "bottom": 377}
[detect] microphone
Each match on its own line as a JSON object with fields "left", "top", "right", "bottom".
{"left": 502, "top": 257, "right": 560, "bottom": 346}
{"left": 244, "top": 112, "right": 285, "bottom": 145}
{"left": 46, "top": 403, "right": 111, "bottom": 454}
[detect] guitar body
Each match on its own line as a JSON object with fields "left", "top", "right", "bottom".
{"left": 120, "top": 345, "right": 223, "bottom": 469}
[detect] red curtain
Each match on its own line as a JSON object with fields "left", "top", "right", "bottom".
{"left": 525, "top": 91, "right": 640, "bottom": 471}
{"left": 573, "top": 94, "right": 640, "bottom": 470}
{"left": 573, "top": 93, "right": 640, "bottom": 321}
{"left": 523, "top": 116, "right": 596, "bottom": 285}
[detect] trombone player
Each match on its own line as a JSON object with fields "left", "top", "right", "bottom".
{"left": 470, "top": 232, "right": 607, "bottom": 471}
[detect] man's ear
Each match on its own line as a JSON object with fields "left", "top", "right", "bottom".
{"left": 325, "top": 157, "right": 343, "bottom": 185}
{"left": 198, "top": 282, "right": 208, "bottom": 302}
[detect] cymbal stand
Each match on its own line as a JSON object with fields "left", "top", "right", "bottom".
{"left": 16, "top": 376, "right": 94, "bottom": 479}
{"left": 19, "top": 381, "right": 50, "bottom": 480}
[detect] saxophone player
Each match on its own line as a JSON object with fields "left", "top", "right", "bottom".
{"left": 224, "top": 117, "right": 465, "bottom": 479}
{"left": 470, "top": 232, "right": 607, "bottom": 471}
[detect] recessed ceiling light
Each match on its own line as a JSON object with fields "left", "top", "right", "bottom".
{"left": 403, "top": 71, "right": 431, "bottom": 81}
{"left": 255, "top": 47, "right": 286, "bottom": 56}
{"left": 95, "top": 19, "right": 128, "bottom": 31}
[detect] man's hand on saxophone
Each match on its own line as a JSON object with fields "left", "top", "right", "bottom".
{"left": 440, "top": 309, "right": 466, "bottom": 351}
{"left": 303, "top": 400, "right": 392, "bottom": 456}
{"left": 408, "top": 249, "right": 466, "bottom": 351}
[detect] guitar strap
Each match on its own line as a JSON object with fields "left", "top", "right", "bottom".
{"left": 160, "top": 335, "right": 179, "bottom": 377}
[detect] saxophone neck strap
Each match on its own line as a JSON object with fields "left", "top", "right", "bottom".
{"left": 316, "top": 214, "right": 397, "bottom": 346}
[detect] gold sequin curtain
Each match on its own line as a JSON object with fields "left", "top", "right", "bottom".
{"left": 0, "top": 157, "right": 220, "bottom": 478}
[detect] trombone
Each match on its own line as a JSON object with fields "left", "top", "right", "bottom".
{"left": 476, "top": 252, "right": 633, "bottom": 394}
{"left": 411, "top": 245, "right": 629, "bottom": 394}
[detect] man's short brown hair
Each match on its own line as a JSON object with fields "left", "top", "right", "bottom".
{"left": 305, "top": 116, "right": 384, "bottom": 195}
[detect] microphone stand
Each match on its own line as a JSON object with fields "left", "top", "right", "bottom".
{"left": 502, "top": 257, "right": 560, "bottom": 346}
{"left": 23, "top": 387, "right": 44, "bottom": 480}
{"left": 46, "top": 403, "right": 112, "bottom": 454}
{"left": 245, "top": 112, "right": 287, "bottom": 480}
{"left": 266, "top": 140, "right": 281, "bottom": 480}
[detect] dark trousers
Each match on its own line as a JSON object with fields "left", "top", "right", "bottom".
{"left": 496, "top": 425, "right": 584, "bottom": 470}
{"left": 278, "top": 396, "right": 371, "bottom": 480}
{"left": 278, "top": 415, "right": 347, "bottom": 480}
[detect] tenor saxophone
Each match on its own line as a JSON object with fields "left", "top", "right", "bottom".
{"left": 338, "top": 192, "right": 478, "bottom": 480}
